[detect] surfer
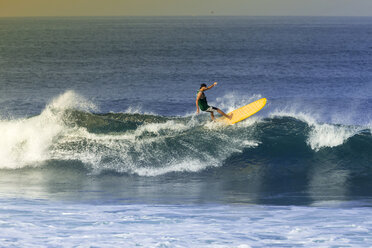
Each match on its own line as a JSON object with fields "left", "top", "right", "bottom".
{"left": 196, "top": 82, "right": 232, "bottom": 120}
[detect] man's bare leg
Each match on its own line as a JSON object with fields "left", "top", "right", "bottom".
{"left": 217, "top": 109, "right": 232, "bottom": 120}
{"left": 210, "top": 112, "right": 215, "bottom": 120}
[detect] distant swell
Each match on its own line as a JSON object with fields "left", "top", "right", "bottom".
{"left": 0, "top": 91, "right": 371, "bottom": 177}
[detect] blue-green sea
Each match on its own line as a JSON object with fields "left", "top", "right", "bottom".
{"left": 0, "top": 16, "right": 372, "bottom": 247}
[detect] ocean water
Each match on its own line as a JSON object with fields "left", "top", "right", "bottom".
{"left": 0, "top": 16, "right": 372, "bottom": 247}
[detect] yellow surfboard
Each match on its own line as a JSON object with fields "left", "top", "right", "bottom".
{"left": 216, "top": 98, "right": 267, "bottom": 125}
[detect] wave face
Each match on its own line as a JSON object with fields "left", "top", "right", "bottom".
{"left": 0, "top": 91, "right": 371, "bottom": 180}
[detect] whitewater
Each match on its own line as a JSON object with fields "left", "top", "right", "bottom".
{"left": 1, "top": 91, "right": 370, "bottom": 176}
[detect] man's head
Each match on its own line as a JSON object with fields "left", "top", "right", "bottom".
{"left": 200, "top": 83, "right": 207, "bottom": 89}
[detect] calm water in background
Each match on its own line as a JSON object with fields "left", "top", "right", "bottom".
{"left": 0, "top": 16, "right": 372, "bottom": 247}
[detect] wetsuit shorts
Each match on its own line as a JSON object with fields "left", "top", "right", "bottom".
{"left": 205, "top": 106, "right": 218, "bottom": 113}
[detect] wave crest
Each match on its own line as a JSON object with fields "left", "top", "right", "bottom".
{"left": 0, "top": 91, "right": 371, "bottom": 176}
{"left": 0, "top": 91, "right": 95, "bottom": 169}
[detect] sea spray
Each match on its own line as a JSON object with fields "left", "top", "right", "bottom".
{"left": 270, "top": 110, "right": 363, "bottom": 150}
{"left": 51, "top": 115, "right": 259, "bottom": 176}
{"left": 1, "top": 91, "right": 371, "bottom": 177}
{"left": 0, "top": 91, "right": 96, "bottom": 169}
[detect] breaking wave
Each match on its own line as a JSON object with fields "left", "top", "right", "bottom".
{"left": 0, "top": 91, "right": 371, "bottom": 177}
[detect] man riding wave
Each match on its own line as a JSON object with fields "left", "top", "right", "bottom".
{"left": 196, "top": 82, "right": 232, "bottom": 121}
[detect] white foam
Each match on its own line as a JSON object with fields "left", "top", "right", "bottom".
{"left": 367, "top": 121, "right": 372, "bottom": 135}
{"left": 47, "top": 115, "right": 259, "bottom": 176}
{"left": 307, "top": 123, "right": 359, "bottom": 151}
{"left": 204, "top": 120, "right": 226, "bottom": 129}
{"left": 124, "top": 105, "right": 155, "bottom": 115}
{"left": 133, "top": 159, "right": 218, "bottom": 177}
{"left": 235, "top": 116, "right": 261, "bottom": 128}
{"left": 1, "top": 200, "right": 371, "bottom": 247}
{"left": 0, "top": 91, "right": 262, "bottom": 175}
{"left": 134, "top": 120, "right": 188, "bottom": 136}
{"left": 0, "top": 91, "right": 96, "bottom": 169}
{"left": 0, "top": 117, "right": 62, "bottom": 168}
{"left": 47, "top": 90, "right": 97, "bottom": 112}
{"left": 203, "top": 117, "right": 259, "bottom": 130}
{"left": 270, "top": 110, "right": 361, "bottom": 151}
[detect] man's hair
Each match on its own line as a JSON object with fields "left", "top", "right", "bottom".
{"left": 200, "top": 83, "right": 207, "bottom": 89}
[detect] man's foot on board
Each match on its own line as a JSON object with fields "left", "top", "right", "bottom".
{"left": 227, "top": 113, "right": 233, "bottom": 120}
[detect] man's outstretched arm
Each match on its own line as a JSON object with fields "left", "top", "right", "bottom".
{"left": 200, "top": 82, "right": 218, "bottom": 92}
